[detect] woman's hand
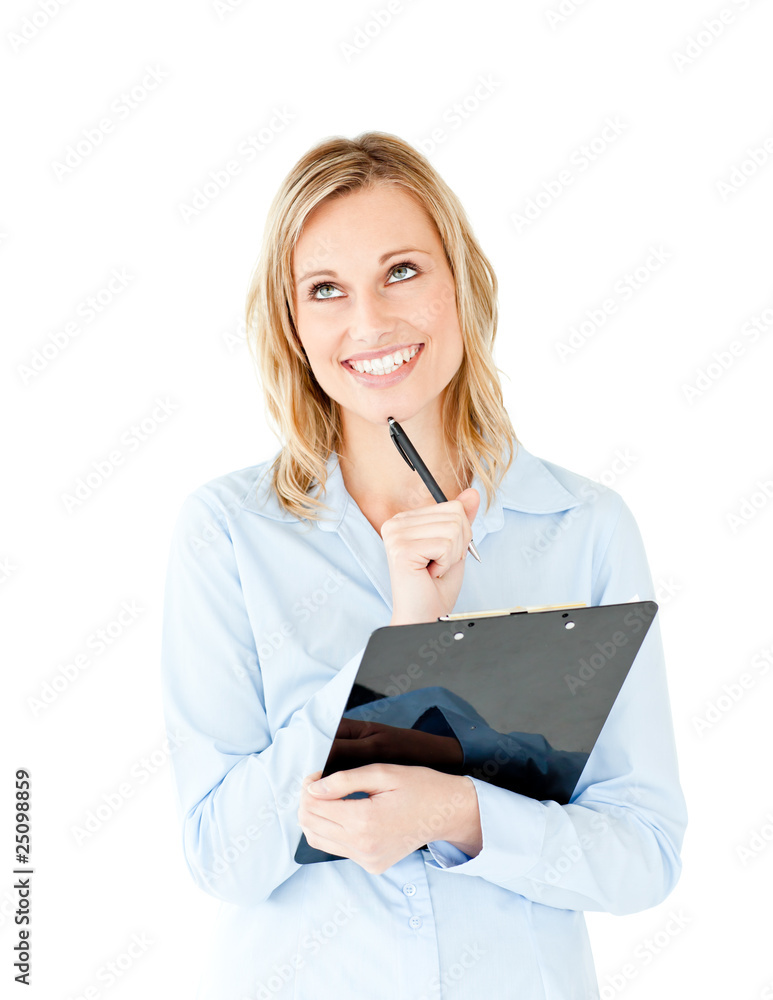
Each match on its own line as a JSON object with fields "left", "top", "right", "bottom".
{"left": 325, "top": 717, "right": 464, "bottom": 774}
{"left": 298, "top": 764, "right": 481, "bottom": 874}
{"left": 381, "top": 488, "right": 480, "bottom": 625}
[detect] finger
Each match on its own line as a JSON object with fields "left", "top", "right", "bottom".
{"left": 300, "top": 794, "right": 348, "bottom": 831}
{"left": 334, "top": 717, "right": 367, "bottom": 739}
{"left": 300, "top": 791, "right": 373, "bottom": 844}
{"left": 299, "top": 822, "right": 354, "bottom": 859}
{"left": 428, "top": 557, "right": 464, "bottom": 581}
{"left": 385, "top": 525, "right": 465, "bottom": 549}
{"left": 330, "top": 740, "right": 374, "bottom": 765}
{"left": 384, "top": 514, "right": 472, "bottom": 549}
{"left": 394, "top": 496, "right": 468, "bottom": 515}
{"left": 384, "top": 508, "right": 467, "bottom": 530}
{"left": 398, "top": 537, "right": 468, "bottom": 574}
{"left": 308, "top": 763, "right": 399, "bottom": 798}
{"left": 385, "top": 527, "right": 467, "bottom": 559}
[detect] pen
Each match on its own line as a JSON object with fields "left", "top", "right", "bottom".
{"left": 387, "top": 416, "right": 482, "bottom": 563}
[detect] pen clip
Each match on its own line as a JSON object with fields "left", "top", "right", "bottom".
{"left": 388, "top": 418, "right": 415, "bottom": 472}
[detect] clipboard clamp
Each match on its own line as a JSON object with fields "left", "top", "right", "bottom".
{"left": 438, "top": 601, "right": 586, "bottom": 621}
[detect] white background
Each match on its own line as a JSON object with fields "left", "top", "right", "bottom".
{"left": 3, "top": 0, "right": 773, "bottom": 997}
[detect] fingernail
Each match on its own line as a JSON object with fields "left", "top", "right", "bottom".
{"left": 308, "top": 781, "right": 328, "bottom": 795}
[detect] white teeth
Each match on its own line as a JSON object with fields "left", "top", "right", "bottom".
{"left": 349, "top": 345, "right": 420, "bottom": 375}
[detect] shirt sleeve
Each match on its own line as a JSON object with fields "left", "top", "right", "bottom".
{"left": 424, "top": 495, "right": 688, "bottom": 916}
{"left": 159, "top": 493, "right": 366, "bottom": 906}
{"left": 426, "top": 704, "right": 589, "bottom": 802}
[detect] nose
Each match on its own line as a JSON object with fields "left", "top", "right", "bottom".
{"left": 347, "top": 285, "right": 397, "bottom": 342}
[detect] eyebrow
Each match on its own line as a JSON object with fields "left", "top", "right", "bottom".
{"left": 295, "top": 247, "right": 430, "bottom": 285}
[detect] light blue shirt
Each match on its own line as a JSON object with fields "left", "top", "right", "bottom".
{"left": 160, "top": 442, "right": 687, "bottom": 1000}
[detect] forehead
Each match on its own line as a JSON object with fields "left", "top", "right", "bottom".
{"left": 292, "top": 185, "right": 437, "bottom": 277}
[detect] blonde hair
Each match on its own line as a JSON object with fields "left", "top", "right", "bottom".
{"left": 245, "top": 130, "right": 518, "bottom": 521}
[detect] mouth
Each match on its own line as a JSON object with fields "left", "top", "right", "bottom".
{"left": 342, "top": 343, "right": 424, "bottom": 379}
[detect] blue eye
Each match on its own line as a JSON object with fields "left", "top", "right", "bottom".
{"left": 310, "top": 283, "right": 342, "bottom": 300}
{"left": 307, "top": 260, "right": 422, "bottom": 301}
{"left": 386, "top": 262, "right": 419, "bottom": 284}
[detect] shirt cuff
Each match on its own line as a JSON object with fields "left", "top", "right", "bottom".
{"left": 424, "top": 840, "right": 472, "bottom": 868}
{"left": 423, "top": 777, "right": 547, "bottom": 879}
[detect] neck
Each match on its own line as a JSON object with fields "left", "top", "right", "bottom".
{"left": 337, "top": 405, "right": 469, "bottom": 516}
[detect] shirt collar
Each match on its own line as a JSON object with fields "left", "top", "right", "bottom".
{"left": 239, "top": 440, "right": 582, "bottom": 528}
{"left": 239, "top": 442, "right": 583, "bottom": 611}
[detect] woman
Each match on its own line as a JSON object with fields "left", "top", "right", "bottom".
{"left": 160, "top": 131, "right": 687, "bottom": 999}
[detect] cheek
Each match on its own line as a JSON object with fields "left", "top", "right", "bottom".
{"left": 420, "top": 281, "right": 458, "bottom": 332}
{"left": 295, "top": 319, "right": 335, "bottom": 363}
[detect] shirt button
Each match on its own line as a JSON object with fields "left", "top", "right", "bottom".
{"left": 402, "top": 883, "right": 416, "bottom": 896}
{"left": 409, "top": 916, "right": 422, "bottom": 929}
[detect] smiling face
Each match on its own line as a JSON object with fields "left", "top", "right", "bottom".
{"left": 291, "top": 183, "right": 465, "bottom": 439}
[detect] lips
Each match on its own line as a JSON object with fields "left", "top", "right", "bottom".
{"left": 343, "top": 343, "right": 424, "bottom": 365}
{"left": 342, "top": 343, "right": 424, "bottom": 386}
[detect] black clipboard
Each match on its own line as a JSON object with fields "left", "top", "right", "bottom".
{"left": 295, "top": 600, "right": 658, "bottom": 864}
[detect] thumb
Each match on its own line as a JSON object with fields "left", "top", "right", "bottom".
{"left": 307, "top": 764, "right": 390, "bottom": 798}
{"left": 455, "top": 487, "right": 481, "bottom": 525}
